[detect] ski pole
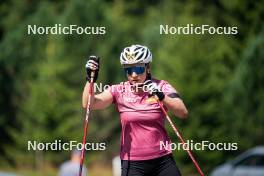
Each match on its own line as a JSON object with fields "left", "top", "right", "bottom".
{"left": 79, "top": 59, "right": 98, "bottom": 176}
{"left": 157, "top": 100, "right": 204, "bottom": 176}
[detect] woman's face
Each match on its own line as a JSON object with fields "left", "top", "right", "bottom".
{"left": 123, "top": 63, "right": 148, "bottom": 85}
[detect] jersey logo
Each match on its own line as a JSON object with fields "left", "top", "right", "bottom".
{"left": 145, "top": 97, "right": 158, "bottom": 103}
{"left": 124, "top": 97, "right": 137, "bottom": 103}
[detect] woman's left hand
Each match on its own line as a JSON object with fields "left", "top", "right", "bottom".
{"left": 143, "top": 80, "right": 165, "bottom": 101}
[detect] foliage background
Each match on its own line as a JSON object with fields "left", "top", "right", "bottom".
{"left": 0, "top": 0, "right": 263, "bottom": 175}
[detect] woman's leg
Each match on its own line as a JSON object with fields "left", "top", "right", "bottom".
{"left": 155, "top": 154, "right": 181, "bottom": 176}
{"left": 121, "top": 160, "right": 146, "bottom": 176}
{"left": 121, "top": 155, "right": 181, "bottom": 176}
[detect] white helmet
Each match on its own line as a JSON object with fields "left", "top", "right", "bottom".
{"left": 120, "top": 44, "right": 152, "bottom": 65}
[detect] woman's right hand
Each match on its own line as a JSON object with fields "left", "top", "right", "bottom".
{"left": 85, "top": 55, "right": 100, "bottom": 82}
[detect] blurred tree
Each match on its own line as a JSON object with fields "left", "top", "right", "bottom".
{"left": 223, "top": 32, "right": 264, "bottom": 152}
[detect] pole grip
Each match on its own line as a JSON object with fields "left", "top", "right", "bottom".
{"left": 89, "top": 55, "right": 99, "bottom": 82}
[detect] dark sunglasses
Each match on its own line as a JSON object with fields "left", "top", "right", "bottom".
{"left": 124, "top": 66, "right": 146, "bottom": 75}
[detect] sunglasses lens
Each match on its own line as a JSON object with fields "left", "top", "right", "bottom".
{"left": 124, "top": 66, "right": 145, "bottom": 75}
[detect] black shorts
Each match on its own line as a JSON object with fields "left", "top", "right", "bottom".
{"left": 121, "top": 154, "right": 181, "bottom": 176}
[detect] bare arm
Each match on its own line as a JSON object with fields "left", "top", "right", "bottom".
{"left": 82, "top": 82, "right": 113, "bottom": 110}
{"left": 162, "top": 95, "right": 188, "bottom": 119}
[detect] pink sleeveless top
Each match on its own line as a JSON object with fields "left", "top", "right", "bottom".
{"left": 108, "top": 79, "right": 177, "bottom": 160}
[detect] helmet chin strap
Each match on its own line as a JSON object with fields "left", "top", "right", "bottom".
{"left": 146, "top": 72, "right": 152, "bottom": 80}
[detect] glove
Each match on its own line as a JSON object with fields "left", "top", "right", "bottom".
{"left": 143, "top": 80, "right": 165, "bottom": 101}
{"left": 85, "top": 55, "right": 99, "bottom": 82}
